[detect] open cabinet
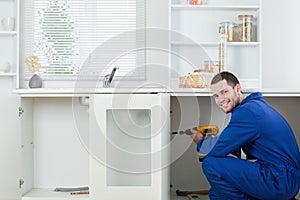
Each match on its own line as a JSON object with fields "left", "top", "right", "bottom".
{"left": 19, "top": 97, "right": 90, "bottom": 200}
{"left": 16, "top": 93, "right": 171, "bottom": 200}
{"left": 170, "top": 0, "right": 261, "bottom": 89}
{"left": 169, "top": 94, "right": 300, "bottom": 199}
{"left": 169, "top": 95, "right": 228, "bottom": 199}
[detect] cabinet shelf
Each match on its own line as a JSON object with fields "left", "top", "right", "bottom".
{"left": 0, "top": 72, "right": 16, "bottom": 76}
{"left": 22, "top": 188, "right": 89, "bottom": 200}
{"left": 171, "top": 4, "right": 260, "bottom": 10}
{"left": 170, "top": 78, "right": 260, "bottom": 91}
{"left": 171, "top": 41, "right": 260, "bottom": 47}
{"left": 0, "top": 31, "right": 17, "bottom": 36}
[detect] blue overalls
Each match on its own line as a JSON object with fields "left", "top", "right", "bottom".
{"left": 197, "top": 92, "right": 300, "bottom": 199}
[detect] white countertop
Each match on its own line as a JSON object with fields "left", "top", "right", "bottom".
{"left": 13, "top": 87, "right": 169, "bottom": 97}
{"left": 13, "top": 87, "right": 300, "bottom": 97}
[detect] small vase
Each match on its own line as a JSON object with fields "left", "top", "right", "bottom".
{"left": 29, "top": 73, "right": 42, "bottom": 88}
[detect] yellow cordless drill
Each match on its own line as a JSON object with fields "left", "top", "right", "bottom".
{"left": 172, "top": 125, "right": 219, "bottom": 137}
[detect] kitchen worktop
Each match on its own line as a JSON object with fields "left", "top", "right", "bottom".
{"left": 13, "top": 87, "right": 211, "bottom": 97}
{"left": 13, "top": 87, "right": 300, "bottom": 97}
{"left": 13, "top": 87, "right": 169, "bottom": 97}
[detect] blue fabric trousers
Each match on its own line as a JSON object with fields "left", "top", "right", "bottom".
{"left": 202, "top": 156, "right": 300, "bottom": 200}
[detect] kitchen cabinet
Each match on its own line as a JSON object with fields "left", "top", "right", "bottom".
{"left": 11, "top": 93, "right": 170, "bottom": 200}
{"left": 0, "top": 0, "right": 19, "bottom": 81}
{"left": 170, "top": 0, "right": 261, "bottom": 89}
{"left": 18, "top": 96, "right": 90, "bottom": 200}
{"left": 8, "top": 92, "right": 299, "bottom": 200}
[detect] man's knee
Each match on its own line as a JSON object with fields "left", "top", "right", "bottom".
{"left": 202, "top": 156, "right": 219, "bottom": 175}
{"left": 202, "top": 156, "right": 226, "bottom": 185}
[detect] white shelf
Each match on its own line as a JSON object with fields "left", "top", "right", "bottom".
{"left": 171, "top": 4, "right": 260, "bottom": 10}
{"left": 22, "top": 188, "right": 89, "bottom": 200}
{"left": 171, "top": 41, "right": 260, "bottom": 47}
{"left": 258, "top": 89, "right": 300, "bottom": 97}
{"left": 0, "top": 72, "right": 16, "bottom": 76}
{"left": 0, "top": 31, "right": 17, "bottom": 36}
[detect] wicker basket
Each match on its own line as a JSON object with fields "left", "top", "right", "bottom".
{"left": 179, "top": 70, "right": 214, "bottom": 88}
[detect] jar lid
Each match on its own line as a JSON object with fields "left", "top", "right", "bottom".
{"left": 193, "top": 69, "right": 204, "bottom": 73}
{"left": 218, "top": 21, "right": 237, "bottom": 27}
{"left": 238, "top": 14, "right": 254, "bottom": 19}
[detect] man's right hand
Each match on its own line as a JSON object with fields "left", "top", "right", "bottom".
{"left": 190, "top": 128, "right": 204, "bottom": 144}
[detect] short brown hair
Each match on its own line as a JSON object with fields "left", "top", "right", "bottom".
{"left": 211, "top": 71, "right": 240, "bottom": 87}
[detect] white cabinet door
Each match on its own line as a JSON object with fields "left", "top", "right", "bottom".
{"left": 19, "top": 97, "right": 33, "bottom": 197}
{"left": 0, "top": 77, "right": 21, "bottom": 200}
{"left": 90, "top": 93, "right": 170, "bottom": 200}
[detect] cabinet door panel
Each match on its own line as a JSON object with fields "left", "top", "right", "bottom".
{"left": 0, "top": 77, "right": 21, "bottom": 199}
{"left": 20, "top": 98, "right": 33, "bottom": 196}
{"left": 90, "top": 94, "right": 170, "bottom": 200}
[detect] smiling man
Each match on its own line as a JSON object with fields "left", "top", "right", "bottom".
{"left": 191, "top": 71, "right": 300, "bottom": 199}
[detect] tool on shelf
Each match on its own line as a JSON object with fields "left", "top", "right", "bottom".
{"left": 54, "top": 186, "right": 89, "bottom": 192}
{"left": 54, "top": 186, "right": 89, "bottom": 195}
{"left": 71, "top": 191, "right": 89, "bottom": 195}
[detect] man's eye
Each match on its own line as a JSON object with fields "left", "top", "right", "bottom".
{"left": 221, "top": 90, "right": 228, "bottom": 95}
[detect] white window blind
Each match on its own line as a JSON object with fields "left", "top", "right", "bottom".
{"left": 23, "top": 0, "right": 146, "bottom": 80}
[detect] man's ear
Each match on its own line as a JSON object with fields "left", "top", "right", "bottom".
{"left": 235, "top": 84, "right": 242, "bottom": 93}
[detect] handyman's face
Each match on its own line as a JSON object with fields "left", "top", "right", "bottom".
{"left": 211, "top": 79, "right": 241, "bottom": 113}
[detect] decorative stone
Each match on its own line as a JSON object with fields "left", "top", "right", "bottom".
{"left": 29, "top": 73, "right": 42, "bottom": 88}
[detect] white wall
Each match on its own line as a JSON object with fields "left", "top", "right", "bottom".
{"left": 262, "top": 0, "right": 300, "bottom": 90}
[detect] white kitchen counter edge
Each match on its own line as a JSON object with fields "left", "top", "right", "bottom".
{"left": 13, "top": 88, "right": 300, "bottom": 97}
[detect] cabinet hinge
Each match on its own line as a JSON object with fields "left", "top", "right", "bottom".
{"left": 19, "top": 179, "right": 24, "bottom": 188}
{"left": 18, "top": 107, "right": 24, "bottom": 117}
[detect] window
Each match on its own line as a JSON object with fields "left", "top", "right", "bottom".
{"left": 22, "top": 0, "right": 146, "bottom": 80}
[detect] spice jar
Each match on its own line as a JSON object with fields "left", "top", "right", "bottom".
{"left": 238, "top": 14, "right": 253, "bottom": 42}
{"left": 219, "top": 22, "right": 237, "bottom": 42}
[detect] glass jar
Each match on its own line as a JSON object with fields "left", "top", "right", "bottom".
{"left": 219, "top": 33, "right": 227, "bottom": 72}
{"left": 218, "top": 22, "right": 237, "bottom": 42}
{"left": 204, "top": 60, "right": 219, "bottom": 73}
{"left": 238, "top": 14, "right": 253, "bottom": 42}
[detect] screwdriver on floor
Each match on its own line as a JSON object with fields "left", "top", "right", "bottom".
{"left": 172, "top": 125, "right": 219, "bottom": 137}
